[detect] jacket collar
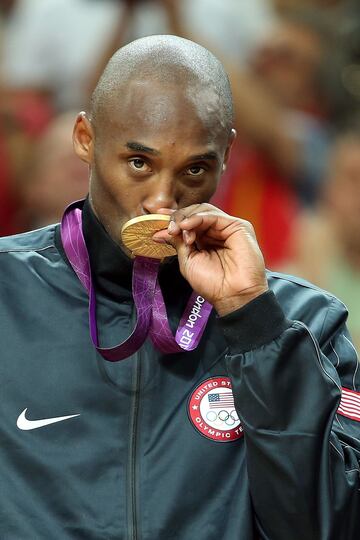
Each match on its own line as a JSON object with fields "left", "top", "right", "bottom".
{"left": 82, "top": 198, "right": 133, "bottom": 299}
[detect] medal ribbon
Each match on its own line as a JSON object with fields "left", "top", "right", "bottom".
{"left": 60, "top": 202, "right": 212, "bottom": 361}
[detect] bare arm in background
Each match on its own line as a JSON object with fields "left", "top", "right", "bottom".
{"left": 86, "top": 0, "right": 136, "bottom": 101}
{"left": 161, "top": 0, "right": 305, "bottom": 178}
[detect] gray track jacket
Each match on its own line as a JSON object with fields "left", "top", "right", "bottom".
{"left": 0, "top": 200, "right": 359, "bottom": 539}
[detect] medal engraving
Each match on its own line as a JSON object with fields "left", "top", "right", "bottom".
{"left": 121, "top": 215, "right": 176, "bottom": 259}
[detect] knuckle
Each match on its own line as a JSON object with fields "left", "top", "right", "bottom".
{"left": 170, "top": 209, "right": 186, "bottom": 223}
{"left": 239, "top": 218, "right": 254, "bottom": 232}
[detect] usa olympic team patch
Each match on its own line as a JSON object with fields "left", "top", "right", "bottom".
{"left": 188, "top": 377, "right": 244, "bottom": 442}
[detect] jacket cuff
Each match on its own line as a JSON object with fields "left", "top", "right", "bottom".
{"left": 219, "top": 290, "right": 291, "bottom": 354}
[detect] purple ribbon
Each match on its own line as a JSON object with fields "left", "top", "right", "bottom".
{"left": 60, "top": 202, "right": 212, "bottom": 361}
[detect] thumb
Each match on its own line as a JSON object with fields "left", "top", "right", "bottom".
{"left": 152, "top": 229, "right": 194, "bottom": 274}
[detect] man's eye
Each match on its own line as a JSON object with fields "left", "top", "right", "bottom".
{"left": 187, "top": 166, "right": 205, "bottom": 176}
{"left": 128, "top": 158, "right": 150, "bottom": 172}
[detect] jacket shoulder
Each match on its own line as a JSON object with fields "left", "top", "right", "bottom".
{"left": 268, "top": 270, "right": 336, "bottom": 298}
{"left": 0, "top": 225, "right": 57, "bottom": 254}
{"left": 267, "top": 270, "right": 348, "bottom": 341}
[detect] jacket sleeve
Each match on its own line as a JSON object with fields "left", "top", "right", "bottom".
{"left": 220, "top": 290, "right": 360, "bottom": 540}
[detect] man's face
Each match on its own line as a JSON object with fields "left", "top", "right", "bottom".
{"left": 73, "top": 79, "right": 234, "bottom": 244}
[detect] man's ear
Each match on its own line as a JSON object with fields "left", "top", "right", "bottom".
{"left": 222, "top": 128, "right": 237, "bottom": 173}
{"left": 73, "top": 112, "right": 94, "bottom": 164}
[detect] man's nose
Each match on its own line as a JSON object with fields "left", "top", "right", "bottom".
{"left": 142, "top": 176, "right": 178, "bottom": 214}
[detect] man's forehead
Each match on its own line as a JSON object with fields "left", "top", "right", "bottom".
{"left": 90, "top": 36, "right": 234, "bottom": 140}
{"left": 98, "top": 78, "right": 226, "bottom": 138}
{"left": 108, "top": 78, "right": 218, "bottom": 110}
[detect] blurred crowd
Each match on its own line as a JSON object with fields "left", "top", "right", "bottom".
{"left": 1, "top": 0, "right": 360, "bottom": 345}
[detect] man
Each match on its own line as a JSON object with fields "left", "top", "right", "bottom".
{"left": 0, "top": 35, "right": 359, "bottom": 539}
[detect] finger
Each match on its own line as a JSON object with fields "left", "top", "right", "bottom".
{"left": 154, "top": 228, "right": 224, "bottom": 253}
{"left": 179, "top": 214, "right": 214, "bottom": 232}
{"left": 171, "top": 232, "right": 196, "bottom": 275}
{"left": 152, "top": 228, "right": 196, "bottom": 248}
{"left": 183, "top": 230, "right": 196, "bottom": 245}
{"left": 182, "top": 215, "right": 254, "bottom": 247}
{"left": 178, "top": 213, "right": 230, "bottom": 235}
{"left": 167, "top": 204, "right": 243, "bottom": 240}
{"left": 152, "top": 228, "right": 195, "bottom": 273}
{"left": 152, "top": 229, "right": 176, "bottom": 244}
{"left": 168, "top": 203, "right": 214, "bottom": 234}
{"left": 156, "top": 208, "right": 176, "bottom": 216}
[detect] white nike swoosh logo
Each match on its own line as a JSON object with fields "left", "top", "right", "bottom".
{"left": 17, "top": 408, "right": 80, "bottom": 431}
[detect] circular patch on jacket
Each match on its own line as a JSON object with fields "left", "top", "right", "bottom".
{"left": 188, "top": 377, "right": 243, "bottom": 442}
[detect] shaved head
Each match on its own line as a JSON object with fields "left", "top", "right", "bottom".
{"left": 74, "top": 35, "right": 236, "bottom": 244}
{"left": 90, "top": 35, "right": 234, "bottom": 135}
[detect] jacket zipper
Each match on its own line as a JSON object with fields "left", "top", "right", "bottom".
{"left": 128, "top": 350, "right": 141, "bottom": 540}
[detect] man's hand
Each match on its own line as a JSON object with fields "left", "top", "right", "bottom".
{"left": 153, "top": 204, "right": 268, "bottom": 316}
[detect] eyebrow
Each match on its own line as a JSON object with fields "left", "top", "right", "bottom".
{"left": 189, "top": 152, "right": 219, "bottom": 163}
{"left": 126, "top": 141, "right": 160, "bottom": 155}
{"left": 125, "top": 142, "right": 220, "bottom": 163}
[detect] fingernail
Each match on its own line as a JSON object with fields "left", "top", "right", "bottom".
{"left": 183, "top": 230, "right": 191, "bottom": 244}
{"left": 168, "top": 221, "right": 176, "bottom": 234}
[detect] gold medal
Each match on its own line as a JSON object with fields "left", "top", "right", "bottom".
{"left": 121, "top": 214, "right": 176, "bottom": 259}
